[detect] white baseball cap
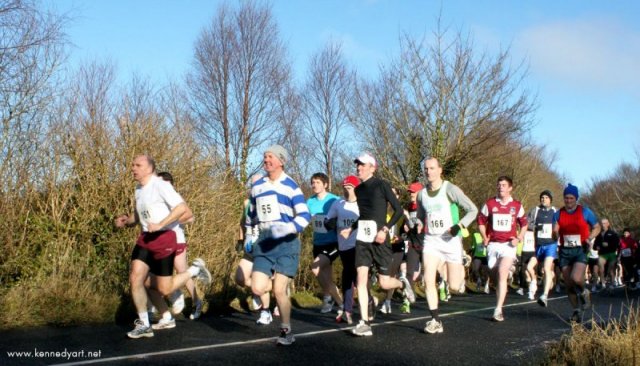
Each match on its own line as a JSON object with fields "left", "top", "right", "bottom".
{"left": 354, "top": 153, "right": 377, "bottom": 167}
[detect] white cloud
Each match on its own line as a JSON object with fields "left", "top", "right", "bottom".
{"left": 516, "top": 17, "right": 640, "bottom": 93}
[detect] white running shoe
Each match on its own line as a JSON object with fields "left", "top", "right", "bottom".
{"left": 492, "top": 309, "right": 504, "bottom": 322}
{"left": 276, "top": 328, "right": 295, "bottom": 346}
{"left": 400, "top": 276, "right": 416, "bottom": 303}
{"left": 537, "top": 295, "right": 548, "bottom": 307}
{"left": 320, "top": 297, "right": 334, "bottom": 313}
{"left": 152, "top": 317, "right": 176, "bottom": 330}
{"left": 379, "top": 302, "right": 391, "bottom": 314}
{"left": 351, "top": 320, "right": 373, "bottom": 337}
{"left": 256, "top": 310, "right": 273, "bottom": 325}
{"left": 484, "top": 282, "right": 490, "bottom": 294}
{"left": 190, "top": 299, "right": 203, "bottom": 320}
{"left": 192, "top": 258, "right": 212, "bottom": 286}
{"left": 424, "top": 319, "right": 444, "bottom": 334}
{"left": 169, "top": 290, "right": 185, "bottom": 315}
{"left": 516, "top": 288, "right": 525, "bottom": 296}
{"left": 127, "top": 319, "right": 153, "bottom": 339}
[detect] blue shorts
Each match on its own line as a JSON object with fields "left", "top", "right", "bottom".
{"left": 252, "top": 233, "right": 300, "bottom": 278}
{"left": 536, "top": 243, "right": 558, "bottom": 260}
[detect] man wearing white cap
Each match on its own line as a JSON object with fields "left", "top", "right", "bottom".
{"left": 343, "top": 153, "right": 415, "bottom": 336}
{"left": 246, "top": 145, "right": 311, "bottom": 345}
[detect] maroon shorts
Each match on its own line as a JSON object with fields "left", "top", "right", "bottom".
{"left": 175, "top": 242, "right": 187, "bottom": 255}
{"left": 136, "top": 230, "right": 177, "bottom": 260}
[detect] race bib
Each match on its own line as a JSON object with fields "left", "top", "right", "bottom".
{"left": 312, "top": 214, "right": 327, "bottom": 234}
{"left": 427, "top": 212, "right": 448, "bottom": 235}
{"left": 492, "top": 213, "right": 512, "bottom": 232}
{"left": 621, "top": 248, "right": 632, "bottom": 257}
{"left": 537, "top": 224, "right": 552, "bottom": 239}
{"left": 256, "top": 195, "right": 280, "bottom": 222}
{"left": 356, "top": 220, "right": 377, "bottom": 242}
{"left": 341, "top": 218, "right": 356, "bottom": 229}
{"left": 563, "top": 234, "right": 581, "bottom": 248}
{"left": 523, "top": 231, "right": 535, "bottom": 252}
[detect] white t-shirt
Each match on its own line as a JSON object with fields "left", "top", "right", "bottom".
{"left": 135, "top": 175, "right": 184, "bottom": 233}
{"left": 326, "top": 199, "right": 359, "bottom": 251}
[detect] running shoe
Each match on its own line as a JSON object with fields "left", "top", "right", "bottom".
{"left": 336, "top": 311, "right": 353, "bottom": 324}
{"left": 484, "top": 282, "right": 490, "bottom": 294}
{"left": 570, "top": 310, "right": 583, "bottom": 323}
{"left": 424, "top": 319, "right": 444, "bottom": 334}
{"left": 256, "top": 310, "right": 273, "bottom": 325}
{"left": 127, "top": 319, "right": 154, "bottom": 339}
{"left": 190, "top": 299, "right": 203, "bottom": 320}
{"left": 555, "top": 284, "right": 562, "bottom": 293}
{"left": 400, "top": 276, "right": 416, "bottom": 303}
{"left": 399, "top": 299, "right": 410, "bottom": 314}
{"left": 276, "top": 328, "right": 295, "bottom": 346}
{"left": 537, "top": 295, "right": 548, "bottom": 307}
{"left": 169, "top": 290, "right": 185, "bottom": 315}
{"left": 439, "top": 283, "right": 447, "bottom": 301}
{"left": 192, "top": 258, "right": 212, "bottom": 286}
{"left": 152, "top": 317, "right": 176, "bottom": 330}
{"left": 320, "top": 297, "right": 334, "bottom": 313}
{"left": 516, "top": 288, "right": 525, "bottom": 296}
{"left": 379, "top": 302, "right": 391, "bottom": 314}
{"left": 591, "top": 284, "right": 597, "bottom": 293}
{"left": 351, "top": 320, "right": 373, "bottom": 337}
{"left": 528, "top": 282, "right": 537, "bottom": 301}
{"left": 492, "top": 309, "right": 504, "bottom": 322}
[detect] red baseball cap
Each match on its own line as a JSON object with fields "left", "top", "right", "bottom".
{"left": 407, "top": 182, "right": 423, "bottom": 193}
{"left": 342, "top": 175, "right": 360, "bottom": 188}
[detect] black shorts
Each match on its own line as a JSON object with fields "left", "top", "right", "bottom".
{"left": 313, "top": 243, "right": 339, "bottom": 262}
{"left": 587, "top": 257, "right": 599, "bottom": 266}
{"left": 473, "top": 256, "right": 488, "bottom": 266}
{"left": 131, "top": 245, "right": 175, "bottom": 276}
{"left": 520, "top": 251, "right": 535, "bottom": 265}
{"left": 355, "top": 239, "right": 393, "bottom": 275}
{"left": 391, "top": 240, "right": 406, "bottom": 253}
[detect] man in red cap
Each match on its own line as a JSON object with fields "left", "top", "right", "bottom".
{"left": 325, "top": 175, "right": 361, "bottom": 324}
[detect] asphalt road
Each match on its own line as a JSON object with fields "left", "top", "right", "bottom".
{"left": 2, "top": 286, "right": 638, "bottom": 366}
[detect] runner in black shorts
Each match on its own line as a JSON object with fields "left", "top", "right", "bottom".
{"left": 341, "top": 153, "right": 415, "bottom": 337}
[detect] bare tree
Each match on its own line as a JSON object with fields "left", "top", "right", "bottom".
{"left": 351, "top": 25, "right": 536, "bottom": 187}
{"left": 0, "top": 0, "right": 68, "bottom": 191}
{"left": 187, "top": 1, "right": 292, "bottom": 183}
{"left": 301, "top": 40, "right": 355, "bottom": 188}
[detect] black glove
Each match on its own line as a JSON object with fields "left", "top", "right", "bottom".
{"left": 324, "top": 217, "right": 337, "bottom": 231}
{"left": 450, "top": 224, "right": 461, "bottom": 236}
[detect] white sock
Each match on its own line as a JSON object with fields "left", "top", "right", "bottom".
{"left": 138, "top": 312, "right": 150, "bottom": 327}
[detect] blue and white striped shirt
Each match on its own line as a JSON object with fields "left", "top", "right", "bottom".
{"left": 246, "top": 173, "right": 310, "bottom": 233}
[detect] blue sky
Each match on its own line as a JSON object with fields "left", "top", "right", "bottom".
{"left": 50, "top": 0, "right": 640, "bottom": 189}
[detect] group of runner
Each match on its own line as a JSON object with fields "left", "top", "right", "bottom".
{"left": 117, "top": 147, "right": 634, "bottom": 344}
